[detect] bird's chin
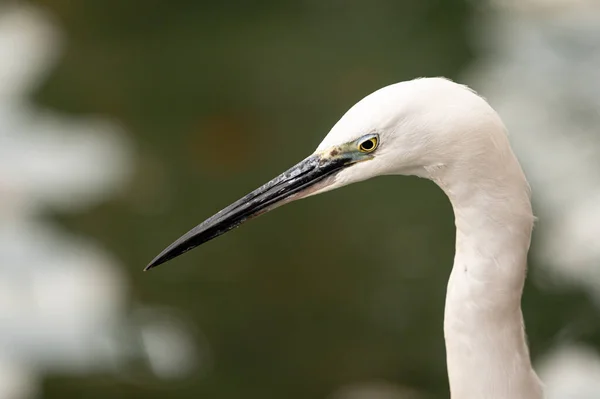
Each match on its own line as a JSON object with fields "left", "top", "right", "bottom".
{"left": 297, "top": 174, "right": 339, "bottom": 198}
{"left": 314, "top": 163, "right": 377, "bottom": 195}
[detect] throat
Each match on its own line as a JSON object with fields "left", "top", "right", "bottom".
{"left": 438, "top": 169, "right": 543, "bottom": 398}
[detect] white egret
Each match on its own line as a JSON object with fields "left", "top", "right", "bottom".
{"left": 147, "top": 77, "right": 543, "bottom": 398}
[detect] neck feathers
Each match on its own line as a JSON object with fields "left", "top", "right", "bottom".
{"left": 428, "top": 146, "right": 543, "bottom": 398}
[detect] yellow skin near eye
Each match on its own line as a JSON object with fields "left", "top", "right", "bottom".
{"left": 358, "top": 137, "right": 378, "bottom": 153}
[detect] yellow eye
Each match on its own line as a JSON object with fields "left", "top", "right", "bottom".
{"left": 358, "top": 136, "right": 378, "bottom": 153}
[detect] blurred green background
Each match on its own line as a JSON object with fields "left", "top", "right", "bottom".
{"left": 10, "top": 0, "right": 599, "bottom": 398}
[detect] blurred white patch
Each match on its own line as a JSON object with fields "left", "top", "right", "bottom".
{"left": 137, "top": 309, "right": 204, "bottom": 379}
{"left": 0, "top": 4, "right": 60, "bottom": 102}
{"left": 0, "top": 4, "right": 201, "bottom": 398}
{"left": 538, "top": 345, "right": 600, "bottom": 399}
{"left": 0, "top": 360, "right": 37, "bottom": 399}
{"left": 490, "top": 0, "right": 600, "bottom": 14}
{"left": 0, "top": 4, "right": 131, "bottom": 217}
{"left": 2, "top": 113, "right": 132, "bottom": 215}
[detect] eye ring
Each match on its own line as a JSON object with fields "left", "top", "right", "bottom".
{"left": 358, "top": 136, "right": 379, "bottom": 153}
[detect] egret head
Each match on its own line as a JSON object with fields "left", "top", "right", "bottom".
{"left": 146, "top": 77, "right": 507, "bottom": 270}
{"left": 311, "top": 77, "right": 508, "bottom": 193}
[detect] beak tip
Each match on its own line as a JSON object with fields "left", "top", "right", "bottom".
{"left": 144, "top": 255, "right": 166, "bottom": 271}
{"left": 143, "top": 262, "right": 156, "bottom": 272}
{"left": 145, "top": 234, "right": 199, "bottom": 272}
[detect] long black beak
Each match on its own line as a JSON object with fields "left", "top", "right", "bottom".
{"left": 145, "top": 152, "right": 352, "bottom": 270}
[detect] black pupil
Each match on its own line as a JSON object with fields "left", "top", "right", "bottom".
{"left": 361, "top": 139, "right": 374, "bottom": 150}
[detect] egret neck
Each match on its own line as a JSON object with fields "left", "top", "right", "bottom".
{"left": 429, "top": 151, "right": 543, "bottom": 398}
